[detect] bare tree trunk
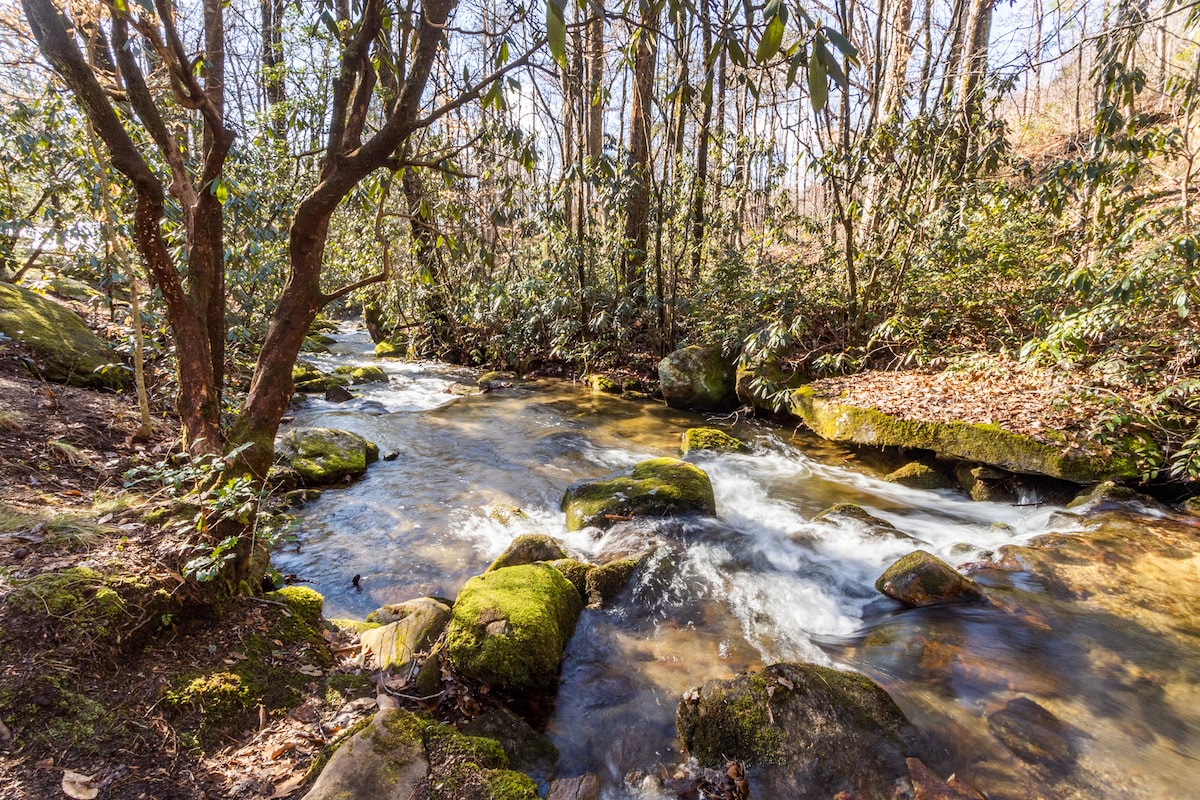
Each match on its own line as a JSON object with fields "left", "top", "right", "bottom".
{"left": 620, "top": 0, "right": 661, "bottom": 299}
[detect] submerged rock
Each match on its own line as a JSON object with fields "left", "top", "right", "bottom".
{"left": 658, "top": 345, "right": 737, "bottom": 411}
{"left": 789, "top": 386, "right": 1142, "bottom": 483}
{"left": 0, "top": 281, "right": 128, "bottom": 389}
{"left": 444, "top": 563, "right": 583, "bottom": 694}
{"left": 875, "top": 550, "right": 984, "bottom": 607}
{"left": 1066, "top": 479, "right": 1139, "bottom": 510}
{"left": 275, "top": 427, "right": 379, "bottom": 485}
{"left": 681, "top": 427, "right": 749, "bottom": 455}
{"left": 813, "top": 503, "right": 919, "bottom": 543}
{"left": 561, "top": 457, "right": 717, "bottom": 531}
{"left": 987, "top": 697, "right": 1075, "bottom": 769}
{"left": 487, "top": 534, "right": 570, "bottom": 572}
{"left": 676, "top": 662, "right": 917, "bottom": 798}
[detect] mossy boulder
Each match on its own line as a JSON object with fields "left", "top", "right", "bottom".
{"left": 586, "top": 374, "right": 621, "bottom": 394}
{"left": 676, "top": 662, "right": 917, "bottom": 798}
{"left": 334, "top": 364, "right": 388, "bottom": 384}
{"left": 461, "top": 706, "right": 559, "bottom": 782}
{"left": 548, "top": 558, "right": 595, "bottom": 598}
{"left": 735, "top": 357, "right": 807, "bottom": 415}
{"left": 658, "top": 345, "right": 737, "bottom": 411}
{"left": 302, "top": 708, "right": 537, "bottom": 800}
{"left": 875, "top": 550, "right": 984, "bottom": 607}
{"left": 584, "top": 555, "right": 642, "bottom": 607}
{"left": 443, "top": 563, "right": 583, "bottom": 694}
{"left": 374, "top": 340, "right": 403, "bottom": 358}
{"left": 360, "top": 597, "right": 452, "bottom": 673}
{"left": 0, "top": 281, "right": 128, "bottom": 389}
{"left": 681, "top": 427, "right": 749, "bottom": 456}
{"left": 884, "top": 461, "right": 956, "bottom": 490}
{"left": 291, "top": 360, "right": 350, "bottom": 393}
{"left": 487, "top": 534, "right": 570, "bottom": 572}
{"left": 789, "top": 386, "right": 1142, "bottom": 483}
{"left": 275, "top": 427, "right": 379, "bottom": 485}
{"left": 561, "top": 457, "right": 717, "bottom": 531}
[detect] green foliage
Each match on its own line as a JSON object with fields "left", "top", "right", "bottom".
{"left": 123, "top": 443, "right": 291, "bottom": 582}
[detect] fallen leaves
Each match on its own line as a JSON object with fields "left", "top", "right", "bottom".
{"left": 60, "top": 770, "right": 99, "bottom": 800}
{"left": 806, "top": 356, "right": 1104, "bottom": 444}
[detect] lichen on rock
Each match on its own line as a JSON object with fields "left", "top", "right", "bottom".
{"left": 561, "top": 457, "right": 717, "bottom": 531}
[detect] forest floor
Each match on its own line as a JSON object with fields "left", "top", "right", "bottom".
{"left": 0, "top": 351, "right": 379, "bottom": 800}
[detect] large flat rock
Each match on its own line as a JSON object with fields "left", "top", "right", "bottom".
{"left": 789, "top": 387, "right": 1139, "bottom": 482}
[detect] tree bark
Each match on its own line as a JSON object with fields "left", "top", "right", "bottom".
{"left": 620, "top": 0, "right": 661, "bottom": 299}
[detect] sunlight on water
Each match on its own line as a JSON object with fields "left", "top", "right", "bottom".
{"left": 276, "top": 325, "right": 1200, "bottom": 799}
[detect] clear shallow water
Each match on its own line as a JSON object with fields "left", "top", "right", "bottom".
{"left": 276, "top": 326, "right": 1200, "bottom": 799}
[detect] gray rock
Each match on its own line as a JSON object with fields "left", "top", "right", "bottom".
{"left": 658, "top": 345, "right": 737, "bottom": 411}
{"left": 547, "top": 774, "right": 602, "bottom": 800}
{"left": 301, "top": 709, "right": 428, "bottom": 800}
{"left": 360, "top": 597, "right": 452, "bottom": 673}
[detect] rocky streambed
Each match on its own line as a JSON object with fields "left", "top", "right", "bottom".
{"left": 271, "top": 328, "right": 1200, "bottom": 800}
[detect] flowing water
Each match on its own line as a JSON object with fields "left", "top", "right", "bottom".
{"left": 275, "top": 326, "right": 1200, "bottom": 799}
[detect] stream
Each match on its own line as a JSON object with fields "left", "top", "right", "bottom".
{"left": 274, "top": 325, "right": 1200, "bottom": 799}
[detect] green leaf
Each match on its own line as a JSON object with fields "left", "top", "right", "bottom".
{"left": 727, "top": 38, "right": 746, "bottom": 69}
{"left": 808, "top": 49, "right": 828, "bottom": 112}
{"left": 547, "top": 0, "right": 567, "bottom": 67}
{"left": 822, "top": 26, "right": 859, "bottom": 64}
{"left": 496, "top": 38, "right": 510, "bottom": 68}
{"left": 755, "top": 13, "right": 785, "bottom": 64}
{"left": 786, "top": 47, "right": 805, "bottom": 86}
{"left": 816, "top": 40, "right": 848, "bottom": 89}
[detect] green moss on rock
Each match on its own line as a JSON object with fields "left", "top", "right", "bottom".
{"left": 884, "top": 462, "right": 956, "bottom": 490}
{"left": 875, "top": 550, "right": 983, "bottom": 607}
{"left": 676, "top": 663, "right": 915, "bottom": 799}
{"left": 487, "top": 534, "right": 570, "bottom": 571}
{"left": 373, "top": 340, "right": 399, "bottom": 358}
{"left": 585, "top": 556, "right": 642, "bottom": 607}
{"left": 292, "top": 360, "right": 351, "bottom": 393}
{"left": 275, "top": 427, "right": 377, "bottom": 485}
{"left": 267, "top": 585, "right": 325, "bottom": 626}
{"left": 0, "top": 282, "right": 128, "bottom": 389}
{"left": 548, "top": 558, "right": 594, "bottom": 599}
{"left": 681, "top": 427, "right": 749, "bottom": 455}
{"left": 561, "top": 457, "right": 717, "bottom": 531}
{"left": 443, "top": 563, "right": 583, "bottom": 694}
{"left": 789, "top": 389, "right": 1142, "bottom": 483}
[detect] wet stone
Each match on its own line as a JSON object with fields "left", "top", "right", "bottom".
{"left": 986, "top": 697, "right": 1075, "bottom": 770}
